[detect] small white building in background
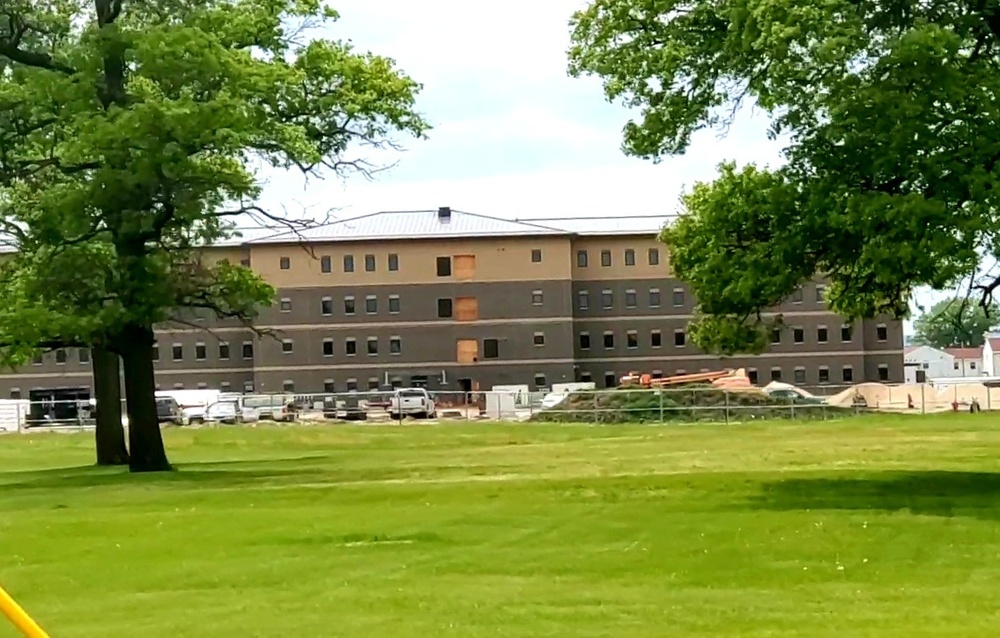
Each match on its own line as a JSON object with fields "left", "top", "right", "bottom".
{"left": 904, "top": 345, "right": 983, "bottom": 383}
{"left": 984, "top": 336, "right": 1000, "bottom": 376}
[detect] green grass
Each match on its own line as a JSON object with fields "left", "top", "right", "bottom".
{"left": 2, "top": 415, "right": 1000, "bottom": 637}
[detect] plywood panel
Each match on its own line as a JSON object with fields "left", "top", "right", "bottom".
{"left": 454, "top": 254, "right": 476, "bottom": 280}
{"left": 456, "top": 339, "right": 478, "bottom": 363}
{"left": 455, "top": 297, "right": 479, "bottom": 322}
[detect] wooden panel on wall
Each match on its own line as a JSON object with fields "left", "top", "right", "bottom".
{"left": 455, "top": 297, "right": 479, "bottom": 322}
{"left": 456, "top": 339, "right": 478, "bottom": 363}
{"left": 454, "top": 254, "right": 476, "bottom": 280}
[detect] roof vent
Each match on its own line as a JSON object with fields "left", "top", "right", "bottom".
{"left": 438, "top": 206, "right": 452, "bottom": 221}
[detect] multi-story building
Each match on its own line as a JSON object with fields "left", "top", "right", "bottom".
{"left": 0, "top": 208, "right": 904, "bottom": 397}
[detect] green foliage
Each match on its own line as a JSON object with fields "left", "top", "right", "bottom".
{"left": 913, "top": 298, "right": 999, "bottom": 349}
{"left": 0, "top": 0, "right": 427, "bottom": 348}
{"left": 569, "top": 0, "right": 1000, "bottom": 352}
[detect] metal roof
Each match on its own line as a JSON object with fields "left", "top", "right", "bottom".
{"left": 515, "top": 215, "right": 668, "bottom": 237}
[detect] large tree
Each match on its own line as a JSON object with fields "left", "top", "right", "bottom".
{"left": 568, "top": 0, "right": 1000, "bottom": 354}
{"left": 913, "top": 298, "right": 999, "bottom": 349}
{"left": 0, "top": 0, "right": 427, "bottom": 471}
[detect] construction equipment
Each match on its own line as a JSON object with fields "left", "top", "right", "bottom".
{"left": 619, "top": 369, "right": 753, "bottom": 389}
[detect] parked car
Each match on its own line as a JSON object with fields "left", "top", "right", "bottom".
{"left": 389, "top": 388, "right": 436, "bottom": 420}
{"left": 156, "top": 397, "right": 187, "bottom": 425}
{"left": 766, "top": 388, "right": 827, "bottom": 405}
{"left": 243, "top": 394, "right": 297, "bottom": 422}
{"left": 205, "top": 401, "right": 242, "bottom": 424}
{"left": 322, "top": 395, "right": 368, "bottom": 421}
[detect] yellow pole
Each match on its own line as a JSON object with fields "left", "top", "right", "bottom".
{"left": 0, "top": 584, "right": 50, "bottom": 638}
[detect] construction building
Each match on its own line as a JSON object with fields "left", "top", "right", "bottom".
{"left": 0, "top": 208, "right": 904, "bottom": 397}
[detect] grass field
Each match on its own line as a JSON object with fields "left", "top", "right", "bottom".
{"left": 2, "top": 415, "right": 1000, "bottom": 637}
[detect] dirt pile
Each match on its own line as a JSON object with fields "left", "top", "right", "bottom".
{"left": 531, "top": 384, "right": 859, "bottom": 424}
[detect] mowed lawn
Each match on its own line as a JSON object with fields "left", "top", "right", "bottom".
{"left": 2, "top": 417, "right": 1000, "bottom": 637}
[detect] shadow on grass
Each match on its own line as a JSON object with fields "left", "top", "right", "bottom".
{"left": 0, "top": 454, "right": 335, "bottom": 490}
{"left": 754, "top": 471, "right": 1000, "bottom": 520}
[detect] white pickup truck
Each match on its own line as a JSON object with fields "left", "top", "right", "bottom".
{"left": 388, "top": 388, "right": 436, "bottom": 420}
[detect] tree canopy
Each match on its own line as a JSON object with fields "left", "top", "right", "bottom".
{"left": 913, "top": 298, "right": 998, "bottom": 349}
{"left": 568, "top": 0, "right": 1000, "bottom": 354}
{"left": 0, "top": 0, "right": 427, "bottom": 470}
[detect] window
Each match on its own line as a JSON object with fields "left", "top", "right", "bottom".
{"left": 151, "top": 343, "right": 159, "bottom": 362}
{"left": 580, "top": 372, "right": 593, "bottom": 383}
{"left": 841, "top": 324, "right": 853, "bottom": 342}
{"left": 878, "top": 364, "right": 889, "bottom": 381}
{"left": 322, "top": 339, "right": 334, "bottom": 357}
{"left": 388, "top": 253, "right": 399, "bottom": 271}
{"left": 648, "top": 248, "right": 660, "bottom": 265}
{"left": 279, "top": 298, "right": 292, "bottom": 313}
{"left": 748, "top": 369, "right": 759, "bottom": 385}
{"left": 578, "top": 290, "right": 589, "bottom": 310}
{"left": 577, "top": 250, "right": 588, "bottom": 267}
{"left": 389, "top": 295, "right": 400, "bottom": 313}
{"left": 195, "top": 343, "right": 206, "bottom": 361}
{"left": 483, "top": 338, "right": 499, "bottom": 359}
{"left": 390, "top": 336, "right": 401, "bottom": 354}
{"left": 321, "top": 297, "right": 333, "bottom": 316}
{"left": 343, "top": 254, "right": 355, "bottom": 272}
{"left": 793, "top": 327, "right": 804, "bottom": 344}
{"left": 876, "top": 324, "right": 888, "bottom": 342}
{"left": 282, "top": 380, "right": 295, "bottom": 392}
{"left": 954, "top": 361, "right": 960, "bottom": 370}
{"left": 675, "top": 330, "right": 686, "bottom": 347}
{"left": 244, "top": 381, "right": 254, "bottom": 393}
{"left": 770, "top": 368, "right": 782, "bottom": 382}
{"left": 218, "top": 342, "right": 230, "bottom": 360}
{"left": 625, "top": 289, "right": 637, "bottom": 308}
{"left": 624, "top": 249, "right": 636, "bottom": 266}
{"left": 649, "top": 288, "right": 661, "bottom": 308}
{"left": 365, "top": 296, "right": 377, "bottom": 314}
{"left": 651, "top": 330, "right": 662, "bottom": 348}
{"left": 55, "top": 349, "right": 67, "bottom": 365}
{"left": 320, "top": 255, "right": 332, "bottom": 273}
{"left": 601, "top": 250, "right": 612, "bottom": 267}
{"left": 532, "top": 290, "right": 544, "bottom": 305}
{"left": 534, "top": 374, "right": 547, "bottom": 389}
{"left": 972, "top": 361, "right": 978, "bottom": 370}
{"left": 344, "top": 338, "right": 357, "bottom": 356}
{"left": 816, "top": 285, "right": 827, "bottom": 302}
{"left": 242, "top": 341, "right": 253, "bottom": 359}
{"left": 579, "top": 332, "right": 591, "bottom": 349}
{"left": 78, "top": 348, "right": 90, "bottom": 364}
{"left": 364, "top": 254, "right": 376, "bottom": 272}
{"left": 604, "top": 372, "right": 617, "bottom": 389}
{"left": 197, "top": 382, "right": 208, "bottom": 389}
{"left": 282, "top": 339, "right": 293, "bottom": 354}
{"left": 367, "top": 337, "right": 378, "bottom": 355}
{"left": 533, "top": 332, "right": 545, "bottom": 346}
{"left": 771, "top": 328, "right": 781, "bottom": 344}
{"left": 436, "top": 256, "right": 452, "bottom": 277}
{"left": 817, "top": 326, "right": 828, "bottom": 343}
{"left": 346, "top": 379, "right": 358, "bottom": 392}
{"left": 344, "top": 296, "right": 356, "bottom": 315}
{"left": 9, "top": 388, "right": 20, "bottom": 400}
{"left": 626, "top": 330, "right": 638, "bottom": 349}
{"left": 437, "top": 298, "right": 453, "bottom": 318}
{"left": 172, "top": 344, "right": 183, "bottom": 361}
{"left": 279, "top": 256, "right": 290, "bottom": 270}
{"left": 323, "top": 379, "right": 335, "bottom": 393}
{"left": 791, "top": 287, "right": 803, "bottom": 303}
{"left": 603, "top": 331, "right": 615, "bottom": 349}
{"left": 531, "top": 249, "right": 542, "bottom": 263}
{"left": 672, "top": 287, "right": 684, "bottom": 306}
{"left": 240, "top": 257, "right": 250, "bottom": 268}
{"left": 651, "top": 370, "right": 663, "bottom": 379}
{"left": 173, "top": 383, "right": 184, "bottom": 390}
{"left": 601, "top": 289, "right": 613, "bottom": 309}
{"left": 368, "top": 378, "right": 380, "bottom": 391}
{"left": 819, "top": 367, "right": 830, "bottom": 383}
{"left": 794, "top": 367, "right": 806, "bottom": 384}
{"left": 842, "top": 366, "right": 854, "bottom": 383}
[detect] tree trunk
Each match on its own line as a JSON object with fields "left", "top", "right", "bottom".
{"left": 92, "top": 346, "right": 129, "bottom": 466}
{"left": 119, "top": 323, "right": 172, "bottom": 473}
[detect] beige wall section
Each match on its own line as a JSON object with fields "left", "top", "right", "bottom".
{"left": 241, "top": 236, "right": 574, "bottom": 287}
{"left": 571, "top": 235, "right": 669, "bottom": 281}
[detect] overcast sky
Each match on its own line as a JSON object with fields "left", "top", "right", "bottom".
{"left": 257, "top": 0, "right": 784, "bottom": 220}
